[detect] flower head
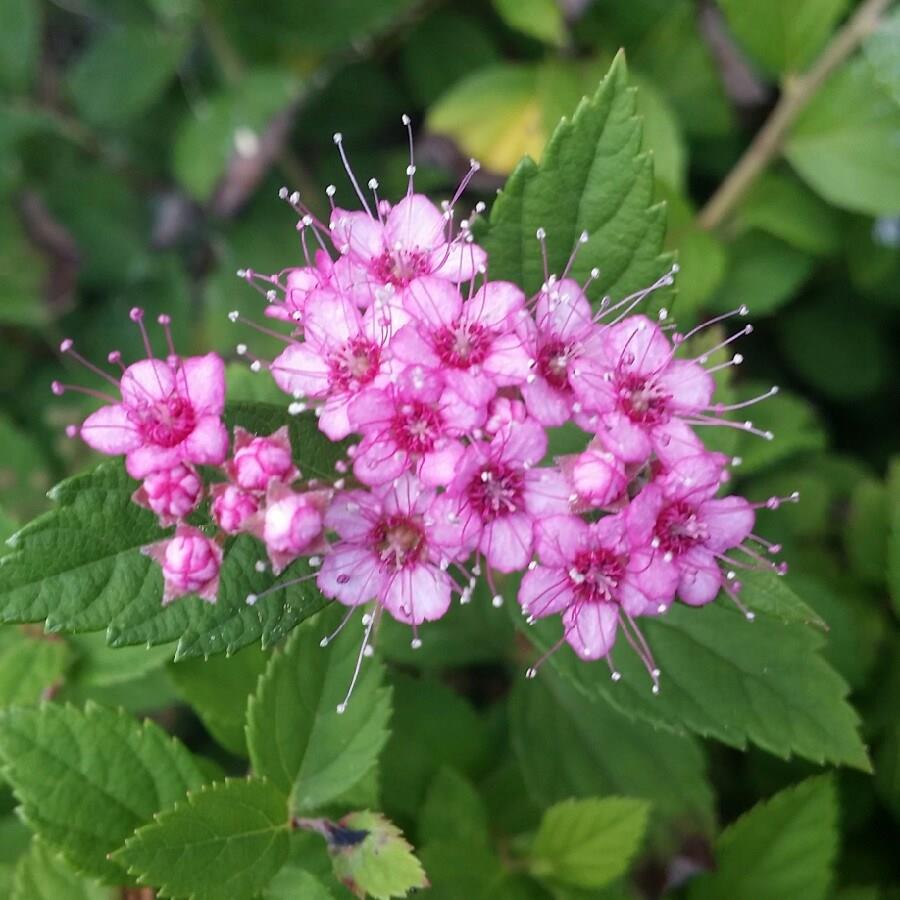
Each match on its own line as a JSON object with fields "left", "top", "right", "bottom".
{"left": 57, "top": 310, "right": 227, "bottom": 479}
{"left": 132, "top": 463, "right": 203, "bottom": 526}
{"left": 228, "top": 426, "right": 298, "bottom": 492}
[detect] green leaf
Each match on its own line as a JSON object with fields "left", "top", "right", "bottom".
{"left": 688, "top": 776, "right": 838, "bottom": 900}
{"left": 729, "top": 383, "right": 828, "bottom": 477}
{"left": 247, "top": 607, "right": 391, "bottom": 814}
{"left": 510, "top": 669, "right": 715, "bottom": 840}
{"left": 888, "top": 458, "right": 900, "bottom": 618}
{"left": 0, "top": 0, "right": 39, "bottom": 91}
{"left": 843, "top": 478, "right": 889, "bottom": 585}
{"left": 515, "top": 588, "right": 869, "bottom": 770}
{"left": 419, "top": 768, "right": 490, "bottom": 849}
{"left": 786, "top": 57, "right": 900, "bottom": 216}
{"left": 0, "top": 702, "right": 206, "bottom": 883}
{"left": 329, "top": 810, "right": 428, "bottom": 900}
{"left": 67, "top": 26, "right": 188, "bottom": 127}
{"left": 530, "top": 797, "right": 649, "bottom": 890}
{"left": 380, "top": 672, "right": 489, "bottom": 818}
{"left": 716, "top": 0, "right": 847, "bottom": 75}
{"left": 0, "top": 208, "right": 49, "bottom": 330}
{"left": 476, "top": 53, "right": 671, "bottom": 308}
{"left": 173, "top": 69, "right": 300, "bottom": 202}
{"left": 427, "top": 64, "right": 549, "bottom": 175}
{"left": 864, "top": 6, "right": 900, "bottom": 104}
{"left": 0, "top": 628, "right": 70, "bottom": 706}
{"left": 737, "top": 172, "right": 841, "bottom": 256}
{"left": 169, "top": 643, "right": 269, "bottom": 756}
{"left": 874, "top": 723, "right": 900, "bottom": 822}
{"left": 492, "top": 0, "right": 565, "bottom": 46}
{"left": 777, "top": 296, "right": 891, "bottom": 400}
{"left": 633, "top": 74, "right": 686, "bottom": 192}
{"left": 113, "top": 777, "right": 290, "bottom": 900}
{"left": 66, "top": 632, "right": 171, "bottom": 688}
{"left": 400, "top": 11, "right": 500, "bottom": 107}
{"left": 710, "top": 231, "right": 813, "bottom": 317}
{"left": 11, "top": 840, "right": 113, "bottom": 900}
{"left": 265, "top": 866, "right": 338, "bottom": 900}
{"left": 267, "top": 831, "right": 354, "bottom": 900}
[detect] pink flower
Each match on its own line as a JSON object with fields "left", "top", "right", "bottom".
{"left": 572, "top": 315, "right": 715, "bottom": 465}
{"left": 132, "top": 463, "right": 203, "bottom": 526}
{"left": 391, "top": 277, "right": 532, "bottom": 417}
{"left": 228, "top": 426, "right": 298, "bottom": 492}
{"left": 431, "top": 418, "right": 570, "bottom": 573}
{"left": 262, "top": 250, "right": 334, "bottom": 324}
{"left": 348, "top": 368, "right": 474, "bottom": 487}
{"left": 626, "top": 454, "right": 757, "bottom": 607}
{"left": 58, "top": 310, "right": 228, "bottom": 479}
{"left": 518, "top": 514, "right": 677, "bottom": 665}
{"left": 317, "top": 474, "right": 455, "bottom": 628}
{"left": 142, "top": 525, "right": 223, "bottom": 605}
{"left": 210, "top": 483, "right": 259, "bottom": 534}
{"left": 261, "top": 484, "right": 329, "bottom": 574}
{"left": 330, "top": 193, "right": 486, "bottom": 291}
{"left": 269, "top": 290, "right": 393, "bottom": 441}
{"left": 521, "top": 279, "right": 605, "bottom": 426}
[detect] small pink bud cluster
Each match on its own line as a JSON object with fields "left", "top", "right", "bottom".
{"left": 227, "top": 123, "right": 795, "bottom": 705}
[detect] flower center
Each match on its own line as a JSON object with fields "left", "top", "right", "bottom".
{"left": 467, "top": 463, "right": 524, "bottom": 522}
{"left": 134, "top": 395, "right": 195, "bottom": 447}
{"left": 655, "top": 501, "right": 707, "bottom": 556}
{"left": 373, "top": 515, "right": 425, "bottom": 570}
{"left": 617, "top": 373, "right": 670, "bottom": 425}
{"left": 391, "top": 400, "right": 442, "bottom": 454}
{"left": 331, "top": 337, "right": 380, "bottom": 389}
{"left": 433, "top": 321, "right": 491, "bottom": 368}
{"left": 537, "top": 340, "right": 571, "bottom": 390}
{"left": 371, "top": 249, "right": 430, "bottom": 287}
{"left": 569, "top": 546, "right": 626, "bottom": 605}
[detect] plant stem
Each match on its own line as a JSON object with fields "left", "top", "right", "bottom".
{"left": 698, "top": 0, "right": 893, "bottom": 230}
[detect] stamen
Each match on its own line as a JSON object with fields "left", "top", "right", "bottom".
{"left": 333, "top": 132, "right": 373, "bottom": 217}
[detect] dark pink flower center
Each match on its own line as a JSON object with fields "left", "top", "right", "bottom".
{"left": 537, "top": 340, "right": 571, "bottom": 391}
{"left": 373, "top": 515, "right": 425, "bottom": 570}
{"left": 132, "top": 395, "right": 195, "bottom": 447}
{"left": 570, "top": 546, "right": 626, "bottom": 605}
{"left": 371, "top": 249, "right": 431, "bottom": 287}
{"left": 433, "top": 321, "right": 491, "bottom": 368}
{"left": 467, "top": 463, "right": 524, "bottom": 522}
{"left": 391, "top": 400, "right": 442, "bottom": 454}
{"left": 330, "top": 337, "right": 380, "bottom": 390}
{"left": 616, "top": 373, "right": 670, "bottom": 426}
{"left": 655, "top": 501, "right": 707, "bottom": 556}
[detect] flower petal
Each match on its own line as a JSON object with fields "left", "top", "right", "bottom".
{"left": 318, "top": 546, "right": 383, "bottom": 606}
{"left": 519, "top": 566, "right": 574, "bottom": 619}
{"left": 183, "top": 415, "right": 229, "bottom": 467}
{"left": 386, "top": 195, "right": 446, "bottom": 249}
{"left": 677, "top": 547, "right": 722, "bottom": 605}
{"left": 79, "top": 404, "right": 142, "bottom": 455}
{"left": 563, "top": 602, "right": 618, "bottom": 660}
{"left": 121, "top": 359, "right": 174, "bottom": 407}
{"left": 177, "top": 354, "right": 225, "bottom": 416}
{"left": 381, "top": 564, "right": 452, "bottom": 624}
{"left": 481, "top": 513, "right": 533, "bottom": 573}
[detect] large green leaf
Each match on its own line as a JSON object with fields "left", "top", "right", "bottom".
{"left": 475, "top": 53, "right": 671, "bottom": 308}
{"left": 530, "top": 797, "right": 649, "bottom": 890}
{"left": 169, "top": 643, "right": 269, "bottom": 756}
{"left": 419, "top": 768, "right": 490, "bottom": 849}
{"left": 113, "top": 777, "right": 290, "bottom": 900}
{"left": 247, "top": 607, "right": 392, "bottom": 814}
{"left": 864, "top": 6, "right": 900, "bottom": 104}
{"left": 0, "top": 703, "right": 206, "bottom": 883}
{"left": 716, "top": 0, "right": 847, "bottom": 75}
{"left": 688, "top": 776, "right": 838, "bottom": 900}
{"left": 67, "top": 26, "right": 188, "bottom": 127}
{"left": 492, "top": 0, "right": 565, "bottom": 46}
{"left": 786, "top": 57, "right": 900, "bottom": 216}
{"left": 0, "top": 628, "right": 71, "bottom": 706}
{"left": 11, "top": 840, "right": 113, "bottom": 900}
{"left": 510, "top": 670, "right": 715, "bottom": 839}
{"left": 0, "top": 0, "right": 39, "bottom": 91}
{"left": 0, "top": 404, "right": 339, "bottom": 659}
{"left": 514, "top": 581, "right": 869, "bottom": 770}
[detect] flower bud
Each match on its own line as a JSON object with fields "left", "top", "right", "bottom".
{"left": 143, "top": 526, "right": 222, "bottom": 605}
{"left": 263, "top": 490, "right": 326, "bottom": 574}
{"left": 210, "top": 484, "right": 259, "bottom": 534}
{"left": 230, "top": 426, "right": 297, "bottom": 491}
{"left": 133, "top": 464, "right": 202, "bottom": 526}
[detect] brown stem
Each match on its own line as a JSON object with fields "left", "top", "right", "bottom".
{"left": 698, "top": 0, "right": 893, "bottom": 230}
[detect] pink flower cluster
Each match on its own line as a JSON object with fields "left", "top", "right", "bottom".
{"left": 58, "top": 128, "right": 795, "bottom": 700}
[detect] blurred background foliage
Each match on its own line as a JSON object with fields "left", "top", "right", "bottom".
{"left": 0, "top": 0, "right": 899, "bottom": 896}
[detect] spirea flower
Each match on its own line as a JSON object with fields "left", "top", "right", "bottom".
{"left": 58, "top": 119, "right": 796, "bottom": 705}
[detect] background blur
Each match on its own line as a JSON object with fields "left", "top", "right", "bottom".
{"left": 1, "top": 0, "right": 898, "bottom": 894}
